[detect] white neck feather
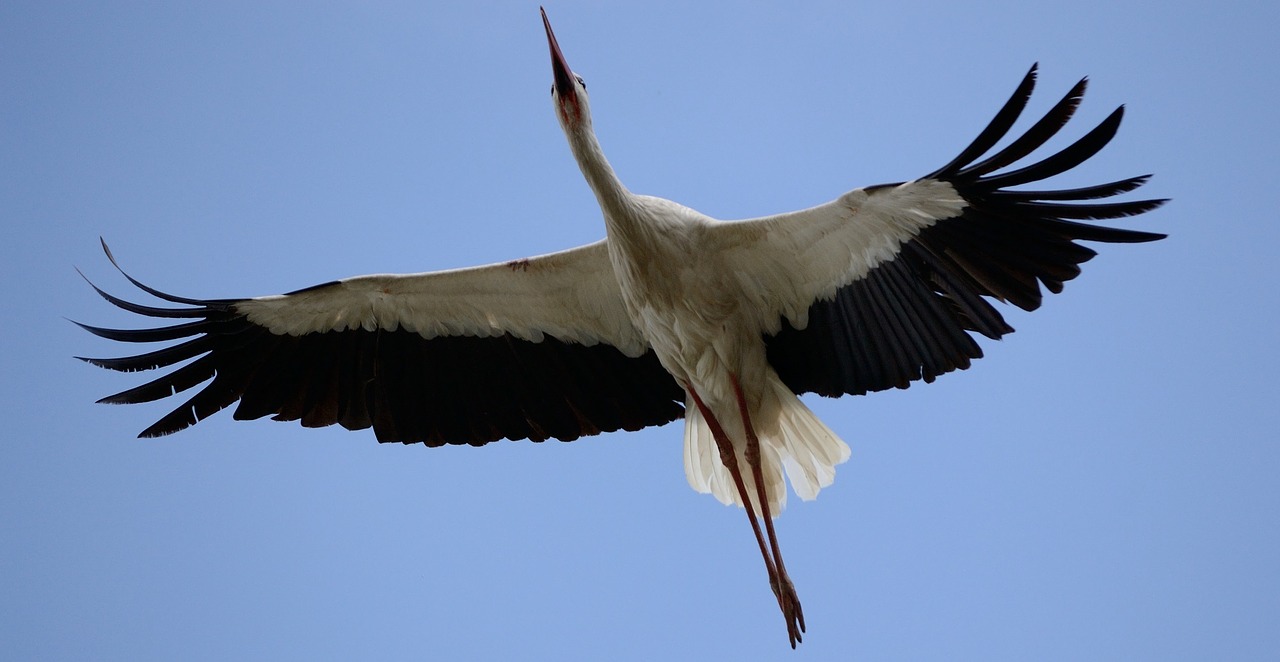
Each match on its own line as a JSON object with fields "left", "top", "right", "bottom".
{"left": 566, "top": 124, "right": 632, "bottom": 220}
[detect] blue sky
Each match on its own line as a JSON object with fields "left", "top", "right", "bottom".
{"left": 3, "top": 2, "right": 1277, "bottom": 660}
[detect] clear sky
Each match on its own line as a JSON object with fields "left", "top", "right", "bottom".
{"left": 3, "top": 2, "right": 1277, "bottom": 660}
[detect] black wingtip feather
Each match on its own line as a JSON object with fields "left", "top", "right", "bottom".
{"left": 976, "top": 105, "right": 1125, "bottom": 191}
{"left": 99, "top": 238, "right": 236, "bottom": 309}
{"left": 926, "top": 64, "right": 1039, "bottom": 180}
{"left": 991, "top": 174, "right": 1153, "bottom": 202}
{"left": 956, "top": 77, "right": 1088, "bottom": 181}
{"left": 78, "top": 268, "right": 213, "bottom": 319}
{"left": 921, "top": 72, "right": 1164, "bottom": 313}
{"left": 71, "top": 318, "right": 218, "bottom": 343}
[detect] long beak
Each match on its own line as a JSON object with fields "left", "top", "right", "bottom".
{"left": 541, "top": 7, "right": 577, "bottom": 102}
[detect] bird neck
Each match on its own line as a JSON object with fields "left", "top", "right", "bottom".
{"left": 566, "top": 126, "right": 633, "bottom": 220}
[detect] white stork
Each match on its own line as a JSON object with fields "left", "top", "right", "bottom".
{"left": 77, "top": 9, "right": 1165, "bottom": 647}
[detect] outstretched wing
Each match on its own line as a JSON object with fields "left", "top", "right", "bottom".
{"left": 714, "top": 64, "right": 1166, "bottom": 397}
{"left": 77, "top": 239, "right": 684, "bottom": 443}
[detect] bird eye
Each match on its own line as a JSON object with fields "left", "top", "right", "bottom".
{"left": 550, "top": 78, "right": 586, "bottom": 96}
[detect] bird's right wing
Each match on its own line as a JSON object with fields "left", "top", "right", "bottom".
{"left": 713, "top": 65, "right": 1166, "bottom": 397}
{"left": 77, "top": 239, "right": 685, "bottom": 443}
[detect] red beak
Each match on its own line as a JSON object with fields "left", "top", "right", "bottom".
{"left": 542, "top": 8, "right": 577, "bottom": 102}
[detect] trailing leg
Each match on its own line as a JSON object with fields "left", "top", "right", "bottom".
{"left": 730, "top": 374, "right": 805, "bottom": 647}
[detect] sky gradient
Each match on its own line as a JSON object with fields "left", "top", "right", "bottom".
{"left": 4, "top": 2, "right": 1277, "bottom": 660}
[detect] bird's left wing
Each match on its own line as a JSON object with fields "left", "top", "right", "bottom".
{"left": 77, "top": 239, "right": 685, "bottom": 443}
{"left": 712, "top": 65, "right": 1166, "bottom": 397}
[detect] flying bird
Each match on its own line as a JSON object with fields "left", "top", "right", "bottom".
{"left": 77, "top": 8, "right": 1165, "bottom": 647}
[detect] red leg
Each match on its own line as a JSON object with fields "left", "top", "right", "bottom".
{"left": 729, "top": 374, "right": 805, "bottom": 647}
{"left": 688, "top": 384, "right": 803, "bottom": 647}
{"left": 686, "top": 386, "right": 778, "bottom": 586}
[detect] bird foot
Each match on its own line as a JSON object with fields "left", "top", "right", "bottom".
{"left": 771, "top": 571, "right": 806, "bottom": 648}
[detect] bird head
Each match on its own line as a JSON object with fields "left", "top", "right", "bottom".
{"left": 542, "top": 8, "right": 591, "bottom": 133}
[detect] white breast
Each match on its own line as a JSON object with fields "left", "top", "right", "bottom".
{"left": 604, "top": 196, "right": 767, "bottom": 403}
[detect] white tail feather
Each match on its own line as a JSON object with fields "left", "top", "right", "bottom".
{"left": 682, "top": 378, "right": 850, "bottom": 516}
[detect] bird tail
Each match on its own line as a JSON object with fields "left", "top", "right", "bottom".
{"left": 682, "top": 377, "right": 851, "bottom": 515}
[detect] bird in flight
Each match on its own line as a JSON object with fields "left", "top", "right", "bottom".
{"left": 77, "top": 8, "right": 1165, "bottom": 648}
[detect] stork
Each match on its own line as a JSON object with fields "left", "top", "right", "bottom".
{"left": 76, "top": 8, "right": 1165, "bottom": 647}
